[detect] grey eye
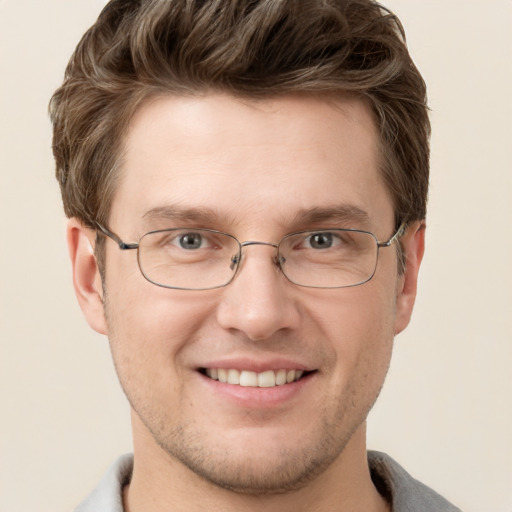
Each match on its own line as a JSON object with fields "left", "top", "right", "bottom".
{"left": 179, "top": 233, "right": 203, "bottom": 249}
{"left": 307, "top": 233, "right": 334, "bottom": 249}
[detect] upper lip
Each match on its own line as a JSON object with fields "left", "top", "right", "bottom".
{"left": 197, "top": 357, "right": 315, "bottom": 373}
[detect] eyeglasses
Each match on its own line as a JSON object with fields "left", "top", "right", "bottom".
{"left": 96, "top": 223, "right": 405, "bottom": 290}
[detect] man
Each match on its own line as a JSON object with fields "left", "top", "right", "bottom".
{"left": 50, "top": 1, "right": 461, "bottom": 510}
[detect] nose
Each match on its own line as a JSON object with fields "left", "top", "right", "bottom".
{"left": 216, "top": 243, "right": 301, "bottom": 342}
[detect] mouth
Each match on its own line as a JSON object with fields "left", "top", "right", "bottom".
{"left": 200, "top": 368, "right": 312, "bottom": 388}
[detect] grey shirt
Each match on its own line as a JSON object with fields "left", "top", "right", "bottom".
{"left": 74, "top": 451, "right": 462, "bottom": 511}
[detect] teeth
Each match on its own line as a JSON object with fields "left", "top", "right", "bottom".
{"left": 275, "top": 369, "right": 287, "bottom": 386}
{"left": 204, "top": 368, "right": 306, "bottom": 387}
{"left": 227, "top": 369, "right": 240, "bottom": 385}
{"left": 240, "top": 370, "right": 258, "bottom": 387}
{"left": 258, "top": 370, "right": 275, "bottom": 388}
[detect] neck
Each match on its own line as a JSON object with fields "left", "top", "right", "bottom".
{"left": 123, "top": 418, "right": 389, "bottom": 512}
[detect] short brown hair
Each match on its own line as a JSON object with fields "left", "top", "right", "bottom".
{"left": 50, "top": 0, "right": 430, "bottom": 230}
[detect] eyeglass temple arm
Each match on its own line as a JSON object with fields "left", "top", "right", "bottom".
{"left": 377, "top": 222, "right": 407, "bottom": 248}
{"left": 96, "top": 223, "right": 139, "bottom": 251}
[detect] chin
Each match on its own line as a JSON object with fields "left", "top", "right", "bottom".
{"left": 170, "top": 444, "right": 337, "bottom": 494}
{"left": 149, "top": 417, "right": 359, "bottom": 495}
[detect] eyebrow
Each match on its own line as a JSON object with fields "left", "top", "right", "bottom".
{"left": 142, "top": 204, "right": 371, "bottom": 230}
{"left": 290, "top": 205, "right": 371, "bottom": 228}
{"left": 142, "top": 205, "right": 230, "bottom": 227}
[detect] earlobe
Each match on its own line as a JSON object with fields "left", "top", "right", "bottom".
{"left": 394, "top": 220, "right": 426, "bottom": 335}
{"left": 67, "top": 218, "right": 108, "bottom": 335}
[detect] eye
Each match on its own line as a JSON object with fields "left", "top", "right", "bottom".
{"left": 304, "top": 232, "right": 338, "bottom": 249}
{"left": 176, "top": 232, "right": 207, "bottom": 250}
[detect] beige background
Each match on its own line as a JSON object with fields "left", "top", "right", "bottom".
{"left": 1, "top": 1, "right": 511, "bottom": 511}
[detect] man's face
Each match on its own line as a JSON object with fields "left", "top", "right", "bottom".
{"left": 74, "top": 93, "right": 422, "bottom": 493}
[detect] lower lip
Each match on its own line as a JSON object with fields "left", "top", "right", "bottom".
{"left": 198, "top": 371, "right": 314, "bottom": 409}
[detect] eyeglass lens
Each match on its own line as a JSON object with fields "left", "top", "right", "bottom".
{"left": 137, "top": 228, "right": 380, "bottom": 290}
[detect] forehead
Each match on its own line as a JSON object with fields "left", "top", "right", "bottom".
{"left": 111, "top": 93, "right": 393, "bottom": 234}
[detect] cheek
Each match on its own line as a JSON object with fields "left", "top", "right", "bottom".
{"left": 310, "top": 283, "right": 396, "bottom": 381}
{"left": 104, "top": 289, "right": 215, "bottom": 419}
{"left": 105, "top": 249, "right": 212, "bottom": 343}
{"left": 103, "top": 269, "right": 217, "bottom": 386}
{"left": 317, "top": 281, "right": 396, "bottom": 337}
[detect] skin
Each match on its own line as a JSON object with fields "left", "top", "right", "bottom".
{"left": 68, "top": 93, "right": 425, "bottom": 512}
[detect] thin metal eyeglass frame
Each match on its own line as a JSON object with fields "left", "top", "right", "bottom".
{"left": 95, "top": 222, "right": 406, "bottom": 290}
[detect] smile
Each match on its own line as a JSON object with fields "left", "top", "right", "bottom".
{"left": 202, "top": 368, "right": 307, "bottom": 388}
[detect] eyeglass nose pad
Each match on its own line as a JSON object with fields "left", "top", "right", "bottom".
{"left": 274, "top": 253, "right": 286, "bottom": 267}
{"left": 230, "top": 254, "right": 240, "bottom": 271}
{"left": 229, "top": 246, "right": 284, "bottom": 271}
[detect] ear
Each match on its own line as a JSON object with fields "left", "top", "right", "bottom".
{"left": 67, "top": 218, "right": 107, "bottom": 335}
{"left": 394, "top": 220, "right": 426, "bottom": 335}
